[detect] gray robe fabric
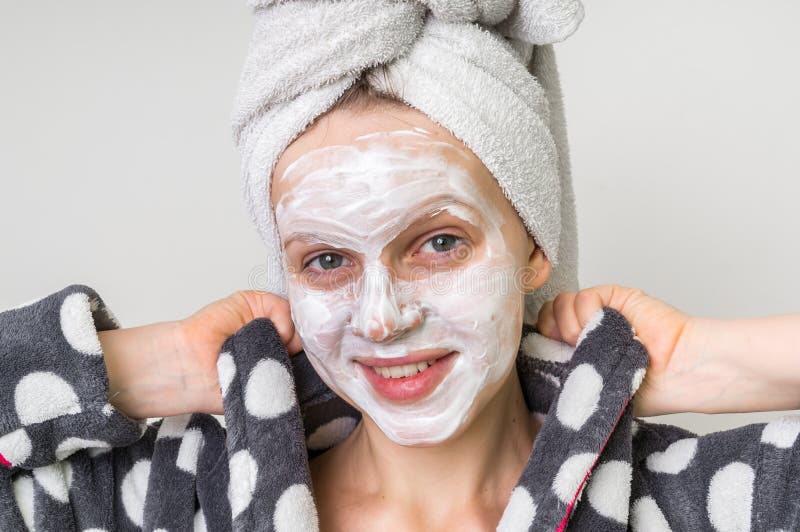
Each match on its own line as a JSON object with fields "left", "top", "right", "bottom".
{"left": 0, "top": 284, "right": 797, "bottom": 531}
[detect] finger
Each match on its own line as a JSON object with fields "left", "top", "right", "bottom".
{"left": 286, "top": 331, "right": 304, "bottom": 356}
{"left": 535, "top": 299, "right": 561, "bottom": 341}
{"left": 574, "top": 289, "right": 606, "bottom": 335}
{"left": 582, "top": 285, "right": 643, "bottom": 315}
{"left": 261, "top": 300, "right": 299, "bottom": 350}
{"left": 237, "top": 290, "right": 281, "bottom": 321}
{"left": 552, "top": 292, "right": 582, "bottom": 345}
{"left": 237, "top": 291, "right": 299, "bottom": 350}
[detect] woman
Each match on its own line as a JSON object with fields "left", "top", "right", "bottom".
{"left": 2, "top": 1, "right": 799, "bottom": 531}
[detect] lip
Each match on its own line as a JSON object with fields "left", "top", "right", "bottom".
{"left": 358, "top": 350, "right": 458, "bottom": 403}
{"left": 355, "top": 348, "right": 453, "bottom": 368}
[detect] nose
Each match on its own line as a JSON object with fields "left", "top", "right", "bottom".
{"left": 349, "top": 264, "right": 423, "bottom": 343}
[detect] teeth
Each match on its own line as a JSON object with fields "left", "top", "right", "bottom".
{"left": 374, "top": 359, "right": 436, "bottom": 379}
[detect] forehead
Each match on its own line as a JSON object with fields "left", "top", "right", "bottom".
{"left": 270, "top": 105, "right": 491, "bottom": 209}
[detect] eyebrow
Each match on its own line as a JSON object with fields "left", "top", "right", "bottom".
{"left": 281, "top": 194, "right": 485, "bottom": 248}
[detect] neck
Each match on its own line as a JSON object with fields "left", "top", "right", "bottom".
{"left": 324, "top": 367, "right": 541, "bottom": 526}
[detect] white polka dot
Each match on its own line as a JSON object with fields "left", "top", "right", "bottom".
{"left": 631, "top": 367, "right": 647, "bottom": 394}
{"left": 556, "top": 363, "right": 603, "bottom": 430}
{"left": 274, "top": 483, "right": 319, "bottom": 532}
{"left": 60, "top": 292, "right": 103, "bottom": 355}
{"left": 707, "top": 462, "right": 754, "bottom": 532}
{"left": 154, "top": 529, "right": 167, "bottom": 532}
{"left": 497, "top": 486, "right": 537, "bottom": 531}
{"left": 587, "top": 460, "right": 632, "bottom": 523}
{"left": 33, "top": 462, "right": 71, "bottom": 503}
{"left": 646, "top": 438, "right": 698, "bottom": 474}
{"left": 306, "top": 417, "right": 358, "bottom": 450}
{"left": 121, "top": 459, "right": 151, "bottom": 527}
{"left": 244, "top": 359, "right": 296, "bottom": 419}
{"left": 0, "top": 429, "right": 32, "bottom": 465}
{"left": 15, "top": 371, "right": 82, "bottom": 425}
{"left": 156, "top": 414, "right": 191, "bottom": 440}
{"left": 88, "top": 446, "right": 112, "bottom": 458}
{"left": 217, "top": 351, "right": 236, "bottom": 398}
{"left": 552, "top": 452, "right": 596, "bottom": 503}
{"left": 521, "top": 333, "right": 576, "bottom": 362}
{"left": 576, "top": 308, "right": 604, "bottom": 347}
{"left": 631, "top": 419, "right": 641, "bottom": 437}
{"left": 760, "top": 414, "right": 800, "bottom": 449}
{"left": 228, "top": 449, "right": 258, "bottom": 519}
{"left": 13, "top": 475, "right": 34, "bottom": 530}
{"left": 101, "top": 403, "right": 115, "bottom": 416}
{"left": 64, "top": 461, "right": 73, "bottom": 490}
{"left": 631, "top": 496, "right": 671, "bottom": 532}
{"left": 193, "top": 509, "right": 208, "bottom": 532}
{"left": 534, "top": 369, "right": 562, "bottom": 388}
{"left": 176, "top": 427, "right": 204, "bottom": 475}
{"left": 55, "top": 437, "right": 111, "bottom": 461}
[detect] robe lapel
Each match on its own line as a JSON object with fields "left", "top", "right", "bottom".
{"left": 502, "top": 307, "right": 649, "bottom": 531}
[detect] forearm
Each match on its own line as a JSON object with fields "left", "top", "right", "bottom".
{"left": 659, "top": 314, "right": 800, "bottom": 415}
{"left": 99, "top": 321, "right": 210, "bottom": 419}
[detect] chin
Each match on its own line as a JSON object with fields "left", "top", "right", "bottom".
{"left": 306, "top": 346, "right": 517, "bottom": 447}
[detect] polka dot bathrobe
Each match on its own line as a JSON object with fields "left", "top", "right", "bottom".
{"left": 0, "top": 284, "right": 797, "bottom": 531}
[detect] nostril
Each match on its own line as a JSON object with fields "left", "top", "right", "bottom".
{"left": 367, "top": 319, "right": 394, "bottom": 342}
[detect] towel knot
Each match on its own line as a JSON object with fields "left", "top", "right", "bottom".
{"left": 415, "top": 0, "right": 583, "bottom": 45}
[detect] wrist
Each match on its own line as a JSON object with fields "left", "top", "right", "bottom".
{"left": 635, "top": 316, "right": 732, "bottom": 416}
{"left": 652, "top": 315, "right": 800, "bottom": 415}
{"left": 100, "top": 320, "right": 193, "bottom": 419}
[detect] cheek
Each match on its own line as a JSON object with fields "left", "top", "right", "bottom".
{"left": 417, "top": 260, "right": 524, "bottom": 367}
{"left": 287, "top": 283, "right": 352, "bottom": 358}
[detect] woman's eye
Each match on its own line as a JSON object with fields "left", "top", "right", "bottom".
{"left": 420, "top": 234, "right": 463, "bottom": 254}
{"left": 306, "top": 253, "right": 348, "bottom": 271}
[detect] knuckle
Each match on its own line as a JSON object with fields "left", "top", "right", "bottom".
{"left": 629, "top": 287, "right": 647, "bottom": 299}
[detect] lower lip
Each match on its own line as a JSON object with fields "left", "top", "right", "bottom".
{"left": 360, "top": 351, "right": 458, "bottom": 403}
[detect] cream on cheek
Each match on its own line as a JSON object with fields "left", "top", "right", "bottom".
{"left": 276, "top": 129, "right": 525, "bottom": 445}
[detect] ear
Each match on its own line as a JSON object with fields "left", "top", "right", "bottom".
{"left": 522, "top": 239, "right": 552, "bottom": 292}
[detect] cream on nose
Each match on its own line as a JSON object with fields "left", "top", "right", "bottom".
{"left": 350, "top": 264, "right": 422, "bottom": 342}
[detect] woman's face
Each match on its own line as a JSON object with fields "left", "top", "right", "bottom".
{"left": 271, "top": 104, "right": 549, "bottom": 445}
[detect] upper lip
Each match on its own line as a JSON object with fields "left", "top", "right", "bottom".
{"left": 354, "top": 348, "right": 454, "bottom": 368}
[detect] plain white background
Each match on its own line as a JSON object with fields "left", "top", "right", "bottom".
{"left": 1, "top": 2, "right": 798, "bottom": 435}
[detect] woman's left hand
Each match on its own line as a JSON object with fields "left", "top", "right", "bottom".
{"left": 537, "top": 285, "right": 800, "bottom": 417}
{"left": 535, "top": 285, "right": 690, "bottom": 417}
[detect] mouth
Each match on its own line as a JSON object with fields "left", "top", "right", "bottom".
{"left": 356, "top": 349, "right": 458, "bottom": 403}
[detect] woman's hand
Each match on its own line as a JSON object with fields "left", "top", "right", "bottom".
{"left": 535, "top": 286, "right": 800, "bottom": 417}
{"left": 100, "top": 291, "right": 301, "bottom": 419}
{"left": 535, "top": 285, "right": 690, "bottom": 417}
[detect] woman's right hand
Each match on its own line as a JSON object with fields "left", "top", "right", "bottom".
{"left": 99, "top": 291, "right": 301, "bottom": 419}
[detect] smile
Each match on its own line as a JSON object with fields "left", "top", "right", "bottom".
{"left": 357, "top": 350, "right": 458, "bottom": 403}
{"left": 372, "top": 360, "right": 436, "bottom": 379}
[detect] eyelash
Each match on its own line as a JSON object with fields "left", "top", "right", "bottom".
{"left": 302, "top": 233, "right": 467, "bottom": 272}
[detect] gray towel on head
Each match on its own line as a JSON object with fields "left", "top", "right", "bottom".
{"left": 231, "top": 0, "right": 584, "bottom": 321}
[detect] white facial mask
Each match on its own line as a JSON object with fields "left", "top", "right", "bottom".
{"left": 274, "top": 128, "right": 527, "bottom": 445}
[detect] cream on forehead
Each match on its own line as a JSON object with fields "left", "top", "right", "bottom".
{"left": 276, "top": 128, "right": 525, "bottom": 445}
{"left": 275, "top": 128, "right": 502, "bottom": 252}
